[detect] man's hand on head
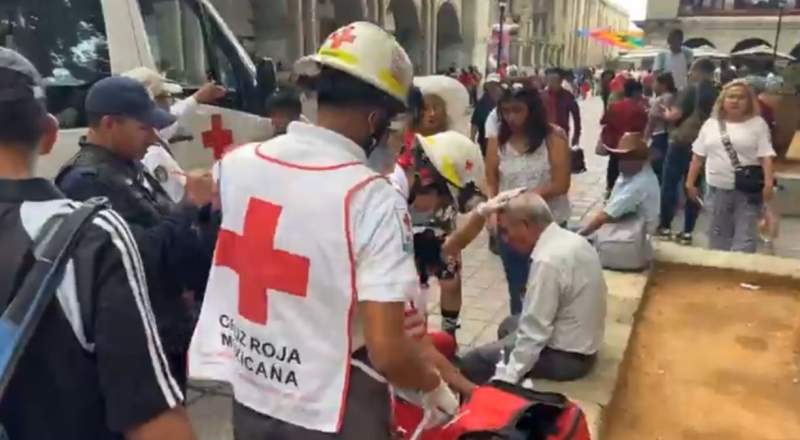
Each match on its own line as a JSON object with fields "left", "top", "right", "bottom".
{"left": 477, "top": 187, "right": 526, "bottom": 218}
{"left": 193, "top": 82, "right": 226, "bottom": 104}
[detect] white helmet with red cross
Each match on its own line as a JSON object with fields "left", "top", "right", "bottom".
{"left": 415, "top": 130, "right": 486, "bottom": 201}
{"left": 295, "top": 21, "right": 413, "bottom": 107}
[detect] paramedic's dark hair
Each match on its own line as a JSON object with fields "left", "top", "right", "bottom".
{"left": 307, "top": 66, "right": 405, "bottom": 115}
{"left": 0, "top": 69, "right": 48, "bottom": 150}
{"left": 656, "top": 73, "right": 677, "bottom": 94}
{"left": 264, "top": 88, "right": 302, "bottom": 118}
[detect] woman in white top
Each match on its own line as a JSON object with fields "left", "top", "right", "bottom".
{"left": 485, "top": 86, "right": 571, "bottom": 315}
{"left": 686, "top": 80, "right": 776, "bottom": 253}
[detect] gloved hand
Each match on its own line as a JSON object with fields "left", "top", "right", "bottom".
{"left": 476, "top": 187, "right": 527, "bottom": 218}
{"left": 420, "top": 379, "right": 460, "bottom": 429}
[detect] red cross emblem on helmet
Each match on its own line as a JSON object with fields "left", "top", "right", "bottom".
{"left": 328, "top": 26, "right": 357, "bottom": 49}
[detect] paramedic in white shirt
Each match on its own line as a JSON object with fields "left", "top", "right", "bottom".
{"left": 123, "top": 67, "right": 226, "bottom": 202}
{"left": 653, "top": 29, "right": 693, "bottom": 91}
{"left": 188, "top": 22, "right": 458, "bottom": 440}
{"left": 458, "top": 193, "right": 607, "bottom": 384}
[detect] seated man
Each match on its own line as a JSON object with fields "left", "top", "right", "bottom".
{"left": 459, "top": 193, "right": 607, "bottom": 384}
{"left": 580, "top": 132, "right": 660, "bottom": 237}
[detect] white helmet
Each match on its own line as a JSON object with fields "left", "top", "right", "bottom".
{"left": 416, "top": 130, "right": 486, "bottom": 200}
{"left": 412, "top": 75, "right": 471, "bottom": 136}
{"left": 295, "top": 21, "right": 413, "bottom": 107}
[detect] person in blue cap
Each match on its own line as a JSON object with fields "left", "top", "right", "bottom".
{"left": 55, "top": 76, "right": 221, "bottom": 391}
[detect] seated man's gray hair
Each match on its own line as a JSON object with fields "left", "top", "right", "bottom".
{"left": 503, "top": 192, "right": 554, "bottom": 228}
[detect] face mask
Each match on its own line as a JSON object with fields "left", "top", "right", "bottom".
{"left": 365, "top": 141, "right": 396, "bottom": 174}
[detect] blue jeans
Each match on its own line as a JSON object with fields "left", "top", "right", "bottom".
{"left": 650, "top": 132, "right": 669, "bottom": 187}
{"left": 659, "top": 143, "right": 700, "bottom": 233}
{"left": 497, "top": 238, "right": 530, "bottom": 316}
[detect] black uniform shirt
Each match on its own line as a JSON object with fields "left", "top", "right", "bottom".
{"left": 0, "top": 178, "right": 182, "bottom": 440}
{"left": 56, "top": 141, "right": 219, "bottom": 353}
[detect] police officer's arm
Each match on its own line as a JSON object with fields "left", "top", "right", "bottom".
{"left": 74, "top": 209, "right": 193, "bottom": 438}
{"left": 353, "top": 182, "right": 440, "bottom": 392}
{"left": 59, "top": 172, "right": 212, "bottom": 294}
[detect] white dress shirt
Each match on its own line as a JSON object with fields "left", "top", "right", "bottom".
{"left": 495, "top": 224, "right": 607, "bottom": 383}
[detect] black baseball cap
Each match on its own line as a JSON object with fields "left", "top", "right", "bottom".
{"left": 0, "top": 47, "right": 45, "bottom": 103}
{"left": 86, "top": 76, "right": 177, "bottom": 130}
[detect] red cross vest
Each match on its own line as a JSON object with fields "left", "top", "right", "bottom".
{"left": 189, "top": 138, "right": 382, "bottom": 433}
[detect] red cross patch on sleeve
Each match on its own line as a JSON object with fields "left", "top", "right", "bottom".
{"left": 396, "top": 208, "right": 414, "bottom": 254}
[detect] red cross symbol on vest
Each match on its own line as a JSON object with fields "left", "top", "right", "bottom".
{"left": 465, "top": 160, "right": 474, "bottom": 172}
{"left": 202, "top": 114, "right": 233, "bottom": 160}
{"left": 328, "top": 26, "right": 357, "bottom": 49}
{"left": 214, "top": 198, "right": 310, "bottom": 324}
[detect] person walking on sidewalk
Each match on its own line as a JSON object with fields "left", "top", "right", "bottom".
{"left": 644, "top": 73, "right": 678, "bottom": 186}
{"left": 485, "top": 85, "right": 571, "bottom": 316}
{"left": 686, "top": 80, "right": 775, "bottom": 253}
{"left": 656, "top": 58, "right": 719, "bottom": 245}
{"left": 600, "top": 79, "right": 648, "bottom": 194}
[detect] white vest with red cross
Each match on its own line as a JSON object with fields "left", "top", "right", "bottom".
{"left": 188, "top": 136, "right": 382, "bottom": 433}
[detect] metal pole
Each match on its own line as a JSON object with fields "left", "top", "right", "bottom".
{"left": 773, "top": 1, "right": 786, "bottom": 63}
{"left": 498, "top": 2, "right": 505, "bottom": 73}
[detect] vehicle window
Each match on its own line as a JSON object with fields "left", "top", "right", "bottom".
{"left": 0, "top": 0, "right": 109, "bottom": 128}
{"left": 140, "top": 0, "right": 237, "bottom": 92}
{"left": 140, "top": 0, "right": 208, "bottom": 87}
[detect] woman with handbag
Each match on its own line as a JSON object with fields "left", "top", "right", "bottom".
{"left": 686, "top": 80, "right": 776, "bottom": 253}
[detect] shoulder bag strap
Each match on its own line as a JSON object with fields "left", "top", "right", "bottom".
{"left": 0, "top": 197, "right": 109, "bottom": 398}
{"left": 717, "top": 119, "right": 743, "bottom": 170}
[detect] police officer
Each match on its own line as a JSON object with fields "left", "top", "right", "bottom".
{"left": 0, "top": 48, "right": 194, "bottom": 440}
{"left": 123, "top": 67, "right": 226, "bottom": 203}
{"left": 190, "top": 22, "right": 458, "bottom": 439}
{"left": 55, "top": 76, "right": 220, "bottom": 391}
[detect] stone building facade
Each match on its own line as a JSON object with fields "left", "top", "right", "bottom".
{"left": 637, "top": 0, "right": 800, "bottom": 57}
{"left": 208, "top": 0, "right": 630, "bottom": 74}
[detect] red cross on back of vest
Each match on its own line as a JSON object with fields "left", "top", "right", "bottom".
{"left": 214, "top": 198, "right": 310, "bottom": 324}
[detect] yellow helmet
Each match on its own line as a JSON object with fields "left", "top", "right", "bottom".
{"left": 416, "top": 131, "right": 486, "bottom": 197}
{"left": 295, "top": 21, "right": 413, "bottom": 107}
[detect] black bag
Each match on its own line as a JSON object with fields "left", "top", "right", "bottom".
{"left": 0, "top": 198, "right": 108, "bottom": 399}
{"left": 718, "top": 120, "right": 765, "bottom": 194}
{"left": 570, "top": 147, "right": 587, "bottom": 174}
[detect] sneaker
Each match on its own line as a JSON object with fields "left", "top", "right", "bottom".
{"left": 676, "top": 232, "right": 693, "bottom": 245}
{"left": 655, "top": 228, "right": 672, "bottom": 241}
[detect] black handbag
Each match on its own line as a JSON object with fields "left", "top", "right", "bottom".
{"left": 718, "top": 120, "right": 765, "bottom": 194}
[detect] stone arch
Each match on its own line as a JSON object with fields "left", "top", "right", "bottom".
{"left": 435, "top": 1, "right": 462, "bottom": 73}
{"left": 388, "top": 0, "right": 423, "bottom": 73}
{"left": 684, "top": 38, "right": 715, "bottom": 49}
{"left": 731, "top": 38, "right": 771, "bottom": 53}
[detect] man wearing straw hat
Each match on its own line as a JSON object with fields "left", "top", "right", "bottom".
{"left": 580, "top": 132, "right": 660, "bottom": 237}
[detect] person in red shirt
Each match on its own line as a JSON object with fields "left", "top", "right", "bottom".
{"left": 601, "top": 79, "right": 648, "bottom": 194}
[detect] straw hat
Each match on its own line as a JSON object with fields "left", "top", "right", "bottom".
{"left": 605, "top": 132, "right": 649, "bottom": 159}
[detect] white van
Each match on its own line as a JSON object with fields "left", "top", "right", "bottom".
{"left": 0, "top": 0, "right": 276, "bottom": 177}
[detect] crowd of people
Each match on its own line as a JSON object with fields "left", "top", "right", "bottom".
{"left": 0, "top": 21, "right": 782, "bottom": 440}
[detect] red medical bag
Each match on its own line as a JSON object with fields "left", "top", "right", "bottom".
{"left": 394, "top": 381, "right": 590, "bottom": 440}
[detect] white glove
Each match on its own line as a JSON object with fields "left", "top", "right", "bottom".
{"left": 420, "top": 379, "right": 459, "bottom": 429}
{"left": 476, "top": 187, "right": 527, "bottom": 217}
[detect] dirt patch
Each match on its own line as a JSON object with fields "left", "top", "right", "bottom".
{"left": 602, "top": 264, "right": 800, "bottom": 440}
